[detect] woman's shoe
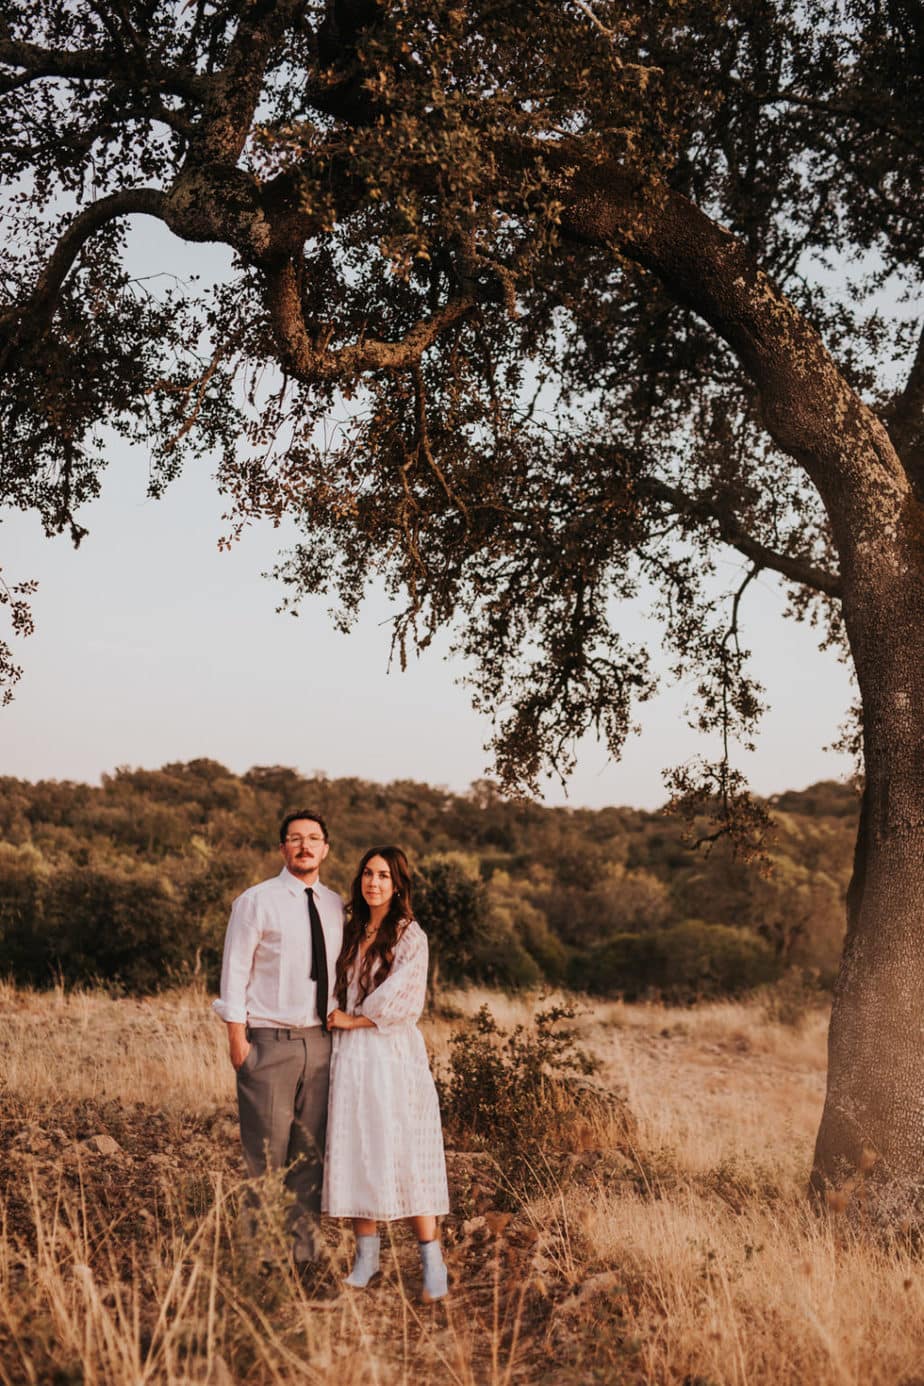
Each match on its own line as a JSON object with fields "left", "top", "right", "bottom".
{"left": 419, "top": 1239, "right": 448, "bottom": 1302}
{"left": 344, "top": 1234, "right": 381, "bottom": 1288}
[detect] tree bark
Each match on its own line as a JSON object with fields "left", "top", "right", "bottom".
{"left": 811, "top": 505, "right": 924, "bottom": 1200}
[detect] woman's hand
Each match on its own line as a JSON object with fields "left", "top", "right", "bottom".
{"left": 327, "top": 1009, "right": 376, "bottom": 1031}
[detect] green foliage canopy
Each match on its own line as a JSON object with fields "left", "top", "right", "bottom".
{"left": 1, "top": 0, "right": 919, "bottom": 840}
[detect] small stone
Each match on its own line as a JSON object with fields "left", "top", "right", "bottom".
{"left": 81, "top": 1133, "right": 121, "bottom": 1156}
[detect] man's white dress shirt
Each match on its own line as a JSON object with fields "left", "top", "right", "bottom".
{"left": 213, "top": 867, "right": 344, "bottom": 1028}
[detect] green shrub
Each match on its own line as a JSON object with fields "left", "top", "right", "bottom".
{"left": 571, "top": 920, "right": 780, "bottom": 1002}
{"left": 513, "top": 907, "right": 570, "bottom": 981}
{"left": 436, "top": 1004, "right": 620, "bottom": 1198}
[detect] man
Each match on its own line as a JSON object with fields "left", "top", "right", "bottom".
{"left": 213, "top": 810, "right": 344, "bottom": 1270}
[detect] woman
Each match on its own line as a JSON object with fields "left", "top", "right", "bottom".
{"left": 323, "top": 845, "right": 450, "bottom": 1301}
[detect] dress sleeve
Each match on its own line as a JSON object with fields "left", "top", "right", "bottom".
{"left": 357, "top": 921, "right": 428, "bottom": 1030}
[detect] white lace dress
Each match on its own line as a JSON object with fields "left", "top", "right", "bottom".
{"left": 322, "top": 919, "right": 450, "bottom": 1221}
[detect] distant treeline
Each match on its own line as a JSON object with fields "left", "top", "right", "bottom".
{"left": 0, "top": 762, "right": 857, "bottom": 999}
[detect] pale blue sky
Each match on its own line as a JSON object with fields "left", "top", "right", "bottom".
{"left": 1, "top": 221, "right": 855, "bottom": 809}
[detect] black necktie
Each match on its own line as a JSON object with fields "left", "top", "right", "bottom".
{"left": 306, "top": 887, "right": 329, "bottom": 1031}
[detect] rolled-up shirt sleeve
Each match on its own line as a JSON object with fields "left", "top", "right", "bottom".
{"left": 212, "top": 892, "right": 260, "bottom": 1024}
{"left": 358, "top": 921, "right": 428, "bottom": 1031}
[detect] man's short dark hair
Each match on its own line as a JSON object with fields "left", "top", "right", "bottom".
{"left": 279, "top": 809, "right": 330, "bottom": 844}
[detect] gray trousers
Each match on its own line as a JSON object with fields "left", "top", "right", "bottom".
{"left": 236, "top": 1026, "right": 332, "bottom": 1261}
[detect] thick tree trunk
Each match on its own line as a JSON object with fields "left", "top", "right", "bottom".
{"left": 557, "top": 160, "right": 924, "bottom": 1205}
{"left": 812, "top": 531, "right": 924, "bottom": 1203}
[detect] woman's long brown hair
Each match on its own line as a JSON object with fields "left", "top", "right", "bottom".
{"left": 335, "top": 845, "right": 415, "bottom": 1007}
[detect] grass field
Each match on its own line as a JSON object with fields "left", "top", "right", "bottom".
{"left": 1, "top": 980, "right": 921, "bottom": 1385}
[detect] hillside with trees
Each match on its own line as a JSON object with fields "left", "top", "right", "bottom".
{"left": 0, "top": 761, "right": 856, "bottom": 999}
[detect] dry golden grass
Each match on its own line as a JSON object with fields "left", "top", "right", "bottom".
{"left": 0, "top": 978, "right": 230, "bottom": 1114}
{"left": 1, "top": 980, "right": 922, "bottom": 1384}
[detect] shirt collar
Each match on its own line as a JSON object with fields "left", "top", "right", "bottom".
{"left": 279, "top": 866, "right": 322, "bottom": 895}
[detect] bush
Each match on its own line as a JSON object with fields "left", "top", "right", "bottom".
{"left": 570, "top": 920, "right": 780, "bottom": 1002}
{"left": 512, "top": 905, "right": 570, "bottom": 981}
{"left": 5, "top": 859, "right": 223, "bottom": 993}
{"left": 436, "top": 1005, "right": 634, "bottom": 1198}
{"left": 536, "top": 865, "right": 676, "bottom": 950}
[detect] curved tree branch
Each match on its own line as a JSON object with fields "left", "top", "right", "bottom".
{"left": 0, "top": 35, "right": 208, "bottom": 102}
{"left": 641, "top": 475, "right": 842, "bottom": 597}
{"left": 724, "top": 76, "right": 919, "bottom": 152}
{"left": 264, "top": 260, "right": 475, "bottom": 379}
{"left": 0, "top": 187, "right": 167, "bottom": 364}
{"left": 84, "top": 0, "right": 145, "bottom": 60}
{"left": 552, "top": 149, "right": 908, "bottom": 546}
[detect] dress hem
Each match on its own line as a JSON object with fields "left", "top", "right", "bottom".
{"left": 322, "top": 1206, "right": 450, "bottom": 1221}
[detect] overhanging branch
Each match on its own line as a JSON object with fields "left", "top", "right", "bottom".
{"left": 0, "top": 35, "right": 208, "bottom": 102}
{"left": 0, "top": 187, "right": 167, "bottom": 364}
{"left": 642, "top": 476, "right": 842, "bottom": 597}
{"left": 265, "top": 261, "right": 475, "bottom": 380}
{"left": 552, "top": 147, "right": 908, "bottom": 526}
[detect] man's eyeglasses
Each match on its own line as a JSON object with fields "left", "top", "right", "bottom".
{"left": 285, "top": 835, "right": 326, "bottom": 846}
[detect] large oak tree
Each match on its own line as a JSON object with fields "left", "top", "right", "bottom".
{"left": 1, "top": 0, "right": 922, "bottom": 1205}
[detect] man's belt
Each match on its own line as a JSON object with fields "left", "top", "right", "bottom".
{"left": 246, "top": 1025, "right": 325, "bottom": 1040}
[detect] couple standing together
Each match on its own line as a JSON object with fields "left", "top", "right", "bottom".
{"left": 213, "top": 810, "right": 450, "bottom": 1301}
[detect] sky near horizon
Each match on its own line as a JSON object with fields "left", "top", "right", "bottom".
{"left": 1, "top": 222, "right": 856, "bottom": 810}
{"left": 2, "top": 438, "right": 855, "bottom": 810}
